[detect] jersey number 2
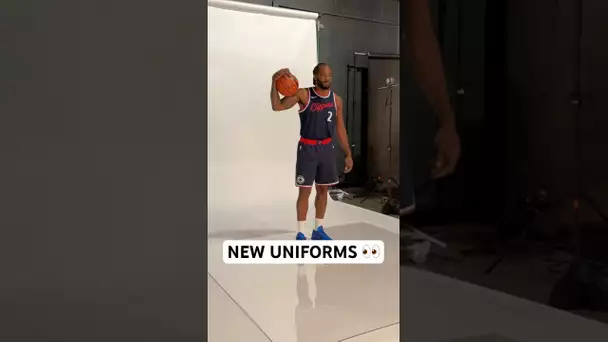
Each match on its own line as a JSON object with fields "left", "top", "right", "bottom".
{"left": 327, "top": 111, "right": 333, "bottom": 122}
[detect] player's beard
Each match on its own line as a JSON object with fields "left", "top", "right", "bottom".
{"left": 317, "top": 81, "right": 331, "bottom": 90}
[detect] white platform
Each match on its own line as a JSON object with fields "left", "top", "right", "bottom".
{"left": 208, "top": 274, "right": 270, "bottom": 342}
{"left": 208, "top": 200, "right": 400, "bottom": 342}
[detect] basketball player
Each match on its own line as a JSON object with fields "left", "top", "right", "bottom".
{"left": 270, "top": 63, "right": 351, "bottom": 240}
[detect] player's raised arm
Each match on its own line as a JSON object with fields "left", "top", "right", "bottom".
{"left": 270, "top": 69, "right": 304, "bottom": 111}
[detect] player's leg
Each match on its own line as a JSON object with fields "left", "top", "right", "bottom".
{"left": 314, "top": 184, "right": 329, "bottom": 228}
{"left": 311, "top": 143, "right": 339, "bottom": 240}
{"left": 295, "top": 143, "right": 317, "bottom": 239}
{"left": 296, "top": 187, "right": 312, "bottom": 240}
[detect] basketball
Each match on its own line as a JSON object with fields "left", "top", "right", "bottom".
{"left": 275, "top": 74, "right": 299, "bottom": 97}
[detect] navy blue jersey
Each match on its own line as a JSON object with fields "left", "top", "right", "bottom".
{"left": 298, "top": 87, "right": 337, "bottom": 140}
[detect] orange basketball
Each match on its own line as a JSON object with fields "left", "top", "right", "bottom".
{"left": 275, "top": 74, "right": 299, "bottom": 97}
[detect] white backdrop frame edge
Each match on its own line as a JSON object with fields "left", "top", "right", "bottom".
{"left": 208, "top": 0, "right": 319, "bottom": 21}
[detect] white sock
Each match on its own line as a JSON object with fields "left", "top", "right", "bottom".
{"left": 297, "top": 221, "right": 306, "bottom": 234}
{"left": 315, "top": 218, "right": 324, "bottom": 229}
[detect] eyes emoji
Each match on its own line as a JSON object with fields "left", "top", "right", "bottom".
{"left": 371, "top": 245, "right": 380, "bottom": 258}
{"left": 362, "top": 245, "right": 381, "bottom": 258}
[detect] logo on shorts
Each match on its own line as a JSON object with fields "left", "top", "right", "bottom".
{"left": 296, "top": 175, "right": 305, "bottom": 185}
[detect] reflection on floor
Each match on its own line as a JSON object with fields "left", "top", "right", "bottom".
{"left": 208, "top": 220, "right": 399, "bottom": 342}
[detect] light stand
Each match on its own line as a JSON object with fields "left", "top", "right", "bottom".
{"left": 561, "top": 0, "right": 608, "bottom": 262}
{"left": 360, "top": 77, "right": 400, "bottom": 215}
{"left": 399, "top": 182, "right": 450, "bottom": 260}
{"left": 549, "top": 0, "right": 608, "bottom": 310}
{"left": 343, "top": 52, "right": 400, "bottom": 187}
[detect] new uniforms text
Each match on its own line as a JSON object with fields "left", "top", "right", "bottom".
{"left": 222, "top": 240, "right": 385, "bottom": 264}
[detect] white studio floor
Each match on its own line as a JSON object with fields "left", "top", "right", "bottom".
{"left": 207, "top": 199, "right": 608, "bottom": 342}
{"left": 207, "top": 199, "right": 400, "bottom": 342}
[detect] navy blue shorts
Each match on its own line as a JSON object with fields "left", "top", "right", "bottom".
{"left": 295, "top": 137, "right": 339, "bottom": 187}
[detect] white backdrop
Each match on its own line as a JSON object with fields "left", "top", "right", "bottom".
{"left": 208, "top": 0, "right": 319, "bottom": 210}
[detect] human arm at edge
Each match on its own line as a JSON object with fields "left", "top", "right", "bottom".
{"left": 404, "top": 0, "right": 455, "bottom": 129}
{"left": 335, "top": 95, "right": 351, "bottom": 158}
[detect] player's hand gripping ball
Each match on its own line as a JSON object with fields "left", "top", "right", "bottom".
{"left": 275, "top": 71, "right": 299, "bottom": 97}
